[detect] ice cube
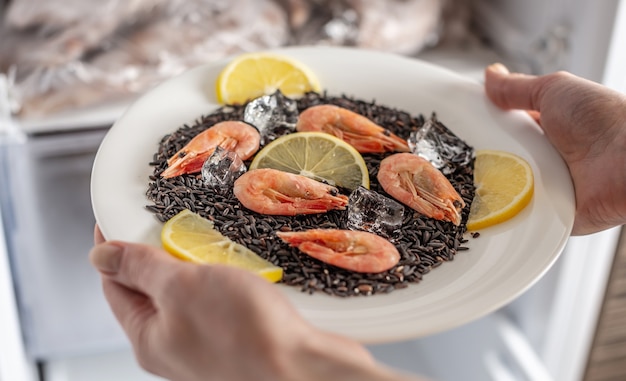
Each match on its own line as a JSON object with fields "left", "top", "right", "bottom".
{"left": 243, "top": 91, "right": 299, "bottom": 145}
{"left": 347, "top": 186, "right": 405, "bottom": 239}
{"left": 408, "top": 114, "right": 474, "bottom": 175}
{"left": 201, "top": 146, "right": 246, "bottom": 194}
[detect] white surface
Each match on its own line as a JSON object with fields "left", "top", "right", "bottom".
{"left": 91, "top": 46, "right": 575, "bottom": 343}
{"left": 15, "top": 99, "right": 130, "bottom": 135}
{"left": 0, "top": 194, "right": 36, "bottom": 381}
{"left": 603, "top": 0, "right": 626, "bottom": 91}
{"left": 471, "top": 0, "right": 622, "bottom": 81}
{"left": 46, "top": 350, "right": 164, "bottom": 381}
{"left": 541, "top": 228, "right": 621, "bottom": 381}
{"left": 47, "top": 328, "right": 569, "bottom": 381}
{"left": 368, "top": 311, "right": 551, "bottom": 381}
{"left": 1, "top": 130, "right": 128, "bottom": 359}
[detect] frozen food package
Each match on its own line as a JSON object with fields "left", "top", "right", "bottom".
{"left": 0, "top": 0, "right": 453, "bottom": 118}
{"left": 282, "top": 0, "right": 444, "bottom": 54}
{"left": 0, "top": 0, "right": 290, "bottom": 118}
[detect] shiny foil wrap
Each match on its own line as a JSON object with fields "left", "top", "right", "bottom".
{"left": 1, "top": 0, "right": 450, "bottom": 117}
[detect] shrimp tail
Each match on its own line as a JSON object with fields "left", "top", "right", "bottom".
{"left": 382, "top": 133, "right": 411, "bottom": 152}
{"left": 161, "top": 151, "right": 213, "bottom": 179}
{"left": 344, "top": 131, "right": 410, "bottom": 153}
{"left": 261, "top": 188, "right": 348, "bottom": 215}
{"left": 276, "top": 231, "right": 304, "bottom": 245}
{"left": 291, "top": 197, "right": 348, "bottom": 214}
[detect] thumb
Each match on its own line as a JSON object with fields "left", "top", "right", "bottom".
{"left": 484, "top": 63, "right": 541, "bottom": 112}
{"left": 89, "top": 242, "right": 187, "bottom": 343}
{"left": 89, "top": 241, "right": 184, "bottom": 299}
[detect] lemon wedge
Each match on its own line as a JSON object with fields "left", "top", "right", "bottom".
{"left": 161, "top": 209, "right": 283, "bottom": 282}
{"left": 216, "top": 52, "right": 321, "bottom": 105}
{"left": 467, "top": 150, "right": 534, "bottom": 231}
{"left": 249, "top": 131, "right": 369, "bottom": 191}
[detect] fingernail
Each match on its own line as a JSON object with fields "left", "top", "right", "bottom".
{"left": 90, "top": 242, "right": 123, "bottom": 274}
{"left": 488, "top": 63, "right": 510, "bottom": 74}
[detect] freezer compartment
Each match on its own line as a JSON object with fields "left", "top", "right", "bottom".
{"left": 470, "top": 0, "right": 622, "bottom": 81}
{"left": 0, "top": 128, "right": 130, "bottom": 359}
{"left": 1, "top": 0, "right": 624, "bottom": 378}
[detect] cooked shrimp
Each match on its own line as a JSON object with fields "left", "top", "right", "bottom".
{"left": 277, "top": 229, "right": 400, "bottom": 273}
{"left": 377, "top": 153, "right": 465, "bottom": 225}
{"left": 296, "top": 104, "right": 409, "bottom": 153}
{"left": 233, "top": 168, "right": 348, "bottom": 215}
{"left": 161, "top": 121, "right": 260, "bottom": 178}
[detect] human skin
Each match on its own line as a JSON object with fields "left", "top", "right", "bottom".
{"left": 484, "top": 63, "right": 626, "bottom": 236}
{"left": 90, "top": 227, "right": 426, "bottom": 381}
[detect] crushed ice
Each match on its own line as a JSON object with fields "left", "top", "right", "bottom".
{"left": 346, "top": 186, "right": 405, "bottom": 239}
{"left": 408, "top": 114, "right": 474, "bottom": 175}
{"left": 201, "top": 146, "right": 247, "bottom": 194}
{"left": 243, "top": 91, "right": 299, "bottom": 145}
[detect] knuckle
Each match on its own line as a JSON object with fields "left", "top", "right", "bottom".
{"left": 538, "top": 71, "right": 573, "bottom": 90}
{"left": 134, "top": 352, "right": 153, "bottom": 373}
{"left": 158, "top": 264, "right": 206, "bottom": 302}
{"left": 551, "top": 70, "right": 574, "bottom": 80}
{"left": 133, "top": 345, "right": 164, "bottom": 376}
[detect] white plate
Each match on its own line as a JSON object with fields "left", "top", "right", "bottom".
{"left": 91, "top": 46, "right": 574, "bottom": 343}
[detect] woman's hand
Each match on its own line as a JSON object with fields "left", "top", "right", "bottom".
{"left": 91, "top": 227, "right": 424, "bottom": 381}
{"left": 484, "top": 64, "right": 626, "bottom": 235}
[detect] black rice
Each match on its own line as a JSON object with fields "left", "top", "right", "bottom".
{"left": 146, "top": 92, "right": 475, "bottom": 297}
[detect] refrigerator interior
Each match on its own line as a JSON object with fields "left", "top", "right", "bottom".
{"left": 1, "top": 0, "right": 625, "bottom": 380}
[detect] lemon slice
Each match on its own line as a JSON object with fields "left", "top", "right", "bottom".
{"left": 249, "top": 131, "right": 369, "bottom": 191}
{"left": 467, "top": 150, "right": 534, "bottom": 231}
{"left": 161, "top": 209, "right": 283, "bottom": 282}
{"left": 216, "top": 52, "right": 321, "bottom": 105}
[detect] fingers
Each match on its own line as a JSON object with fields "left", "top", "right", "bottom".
{"left": 90, "top": 241, "right": 188, "bottom": 341}
{"left": 90, "top": 242, "right": 192, "bottom": 360}
{"left": 89, "top": 241, "right": 182, "bottom": 298}
{"left": 101, "top": 277, "right": 156, "bottom": 343}
{"left": 526, "top": 110, "right": 542, "bottom": 126}
{"left": 484, "top": 63, "right": 541, "bottom": 112}
{"left": 94, "top": 224, "right": 106, "bottom": 244}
